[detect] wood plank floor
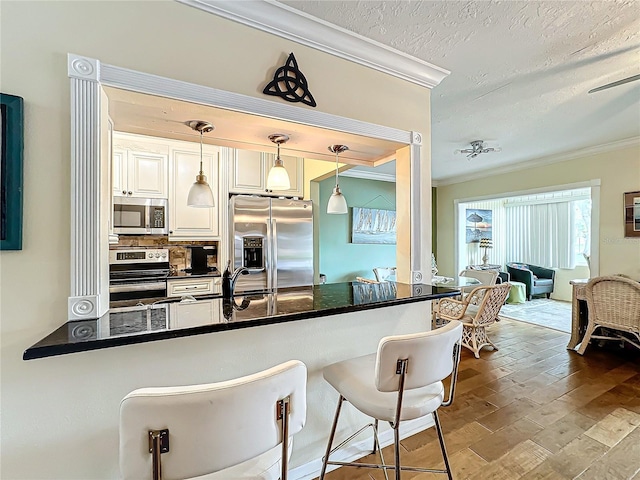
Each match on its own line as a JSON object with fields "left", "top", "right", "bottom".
{"left": 318, "top": 318, "right": 640, "bottom": 480}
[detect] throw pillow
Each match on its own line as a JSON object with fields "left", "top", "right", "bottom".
{"left": 509, "top": 263, "right": 530, "bottom": 271}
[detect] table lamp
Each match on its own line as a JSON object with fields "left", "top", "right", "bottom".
{"left": 480, "top": 238, "right": 493, "bottom": 266}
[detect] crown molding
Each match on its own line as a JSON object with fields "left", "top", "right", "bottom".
{"left": 176, "top": 0, "right": 450, "bottom": 89}
{"left": 433, "top": 136, "right": 640, "bottom": 187}
{"left": 341, "top": 169, "right": 396, "bottom": 183}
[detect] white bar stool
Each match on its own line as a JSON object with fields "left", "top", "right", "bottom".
{"left": 119, "top": 360, "right": 307, "bottom": 480}
{"left": 319, "top": 321, "right": 463, "bottom": 480}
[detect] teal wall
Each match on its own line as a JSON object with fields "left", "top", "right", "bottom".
{"left": 318, "top": 176, "right": 396, "bottom": 283}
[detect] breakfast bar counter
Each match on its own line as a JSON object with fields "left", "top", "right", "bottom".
{"left": 24, "top": 282, "right": 459, "bottom": 360}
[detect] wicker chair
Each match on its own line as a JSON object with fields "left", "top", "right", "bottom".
{"left": 434, "top": 283, "right": 511, "bottom": 358}
{"left": 373, "top": 267, "right": 397, "bottom": 282}
{"left": 459, "top": 269, "right": 499, "bottom": 298}
{"left": 577, "top": 276, "right": 640, "bottom": 355}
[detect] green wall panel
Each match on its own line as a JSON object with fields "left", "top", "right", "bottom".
{"left": 318, "top": 176, "right": 396, "bottom": 283}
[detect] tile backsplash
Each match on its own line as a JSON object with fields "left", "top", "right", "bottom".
{"left": 110, "top": 236, "right": 218, "bottom": 272}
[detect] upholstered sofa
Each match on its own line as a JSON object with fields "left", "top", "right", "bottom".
{"left": 506, "top": 263, "right": 555, "bottom": 300}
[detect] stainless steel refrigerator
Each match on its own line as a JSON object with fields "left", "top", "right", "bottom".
{"left": 229, "top": 195, "right": 313, "bottom": 293}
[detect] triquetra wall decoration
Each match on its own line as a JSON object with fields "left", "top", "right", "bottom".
{"left": 263, "top": 52, "right": 317, "bottom": 107}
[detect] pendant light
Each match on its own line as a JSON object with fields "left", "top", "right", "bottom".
{"left": 327, "top": 144, "right": 349, "bottom": 214}
{"left": 266, "top": 134, "right": 291, "bottom": 191}
{"left": 187, "top": 121, "right": 215, "bottom": 208}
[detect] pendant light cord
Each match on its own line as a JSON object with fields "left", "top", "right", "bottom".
{"left": 334, "top": 151, "right": 339, "bottom": 186}
{"left": 199, "top": 130, "right": 204, "bottom": 175}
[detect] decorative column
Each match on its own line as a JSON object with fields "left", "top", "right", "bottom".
{"left": 410, "top": 131, "right": 428, "bottom": 284}
{"left": 67, "top": 54, "right": 108, "bottom": 320}
{"left": 396, "top": 131, "right": 428, "bottom": 286}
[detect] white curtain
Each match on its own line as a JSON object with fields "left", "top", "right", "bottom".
{"left": 505, "top": 202, "right": 575, "bottom": 269}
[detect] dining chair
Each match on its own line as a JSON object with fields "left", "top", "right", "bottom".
{"left": 319, "top": 320, "right": 463, "bottom": 480}
{"left": 578, "top": 275, "right": 640, "bottom": 355}
{"left": 119, "top": 360, "right": 307, "bottom": 480}
{"left": 356, "top": 276, "right": 380, "bottom": 284}
{"left": 459, "top": 269, "right": 499, "bottom": 303}
{"left": 373, "top": 267, "right": 397, "bottom": 282}
{"left": 434, "top": 283, "right": 510, "bottom": 358}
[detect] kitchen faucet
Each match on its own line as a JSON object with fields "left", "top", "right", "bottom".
{"left": 222, "top": 260, "right": 249, "bottom": 298}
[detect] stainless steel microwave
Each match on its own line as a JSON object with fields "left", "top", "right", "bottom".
{"left": 113, "top": 197, "right": 168, "bottom": 235}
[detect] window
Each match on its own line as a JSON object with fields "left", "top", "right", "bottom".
{"left": 574, "top": 199, "right": 591, "bottom": 266}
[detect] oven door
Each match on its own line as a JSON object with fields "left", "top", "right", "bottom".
{"left": 109, "top": 278, "right": 167, "bottom": 302}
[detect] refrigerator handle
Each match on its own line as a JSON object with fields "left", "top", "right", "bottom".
{"left": 266, "top": 219, "right": 272, "bottom": 290}
{"left": 271, "top": 218, "right": 278, "bottom": 289}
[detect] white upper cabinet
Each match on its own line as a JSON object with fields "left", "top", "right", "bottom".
{"left": 111, "top": 132, "right": 220, "bottom": 241}
{"left": 230, "top": 149, "right": 265, "bottom": 193}
{"left": 229, "top": 148, "right": 303, "bottom": 197}
{"left": 112, "top": 134, "right": 169, "bottom": 198}
{"left": 168, "top": 145, "right": 220, "bottom": 240}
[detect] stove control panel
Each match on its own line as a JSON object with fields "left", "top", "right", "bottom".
{"left": 109, "top": 249, "right": 169, "bottom": 265}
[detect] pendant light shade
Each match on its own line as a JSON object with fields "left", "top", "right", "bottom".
{"left": 187, "top": 180, "right": 215, "bottom": 207}
{"left": 327, "top": 185, "right": 348, "bottom": 214}
{"left": 327, "top": 145, "right": 349, "bottom": 214}
{"left": 266, "top": 162, "right": 290, "bottom": 190}
{"left": 266, "top": 134, "right": 291, "bottom": 191}
{"left": 187, "top": 121, "right": 215, "bottom": 208}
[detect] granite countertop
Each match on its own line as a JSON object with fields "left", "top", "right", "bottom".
{"left": 23, "top": 282, "right": 460, "bottom": 360}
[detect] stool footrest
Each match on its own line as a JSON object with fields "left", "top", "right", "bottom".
{"left": 326, "top": 460, "right": 447, "bottom": 474}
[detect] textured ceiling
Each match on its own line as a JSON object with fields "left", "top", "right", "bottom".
{"left": 280, "top": 0, "right": 640, "bottom": 181}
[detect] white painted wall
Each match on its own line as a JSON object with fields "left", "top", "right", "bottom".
{"left": 554, "top": 265, "right": 590, "bottom": 301}
{"left": 437, "top": 145, "right": 640, "bottom": 284}
{"left": 0, "top": 2, "right": 432, "bottom": 477}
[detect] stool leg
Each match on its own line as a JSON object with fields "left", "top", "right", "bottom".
{"left": 433, "top": 410, "right": 453, "bottom": 480}
{"left": 394, "top": 425, "right": 401, "bottom": 480}
{"left": 320, "top": 395, "right": 344, "bottom": 480}
{"left": 373, "top": 419, "right": 379, "bottom": 454}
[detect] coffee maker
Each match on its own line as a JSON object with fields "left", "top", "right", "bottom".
{"left": 188, "top": 246, "right": 217, "bottom": 274}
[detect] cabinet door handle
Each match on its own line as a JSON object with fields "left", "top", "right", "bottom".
{"left": 122, "top": 190, "right": 127, "bottom": 195}
{"left": 127, "top": 191, "right": 132, "bottom": 195}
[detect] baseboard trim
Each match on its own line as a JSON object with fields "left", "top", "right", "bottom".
{"left": 290, "top": 415, "right": 434, "bottom": 480}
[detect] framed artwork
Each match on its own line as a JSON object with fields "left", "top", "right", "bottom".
{"left": 466, "top": 208, "right": 492, "bottom": 243}
{"left": 351, "top": 207, "right": 396, "bottom": 244}
{"left": 624, "top": 191, "right": 640, "bottom": 238}
{"left": 0, "top": 93, "right": 24, "bottom": 250}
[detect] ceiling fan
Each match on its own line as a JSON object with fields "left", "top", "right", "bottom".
{"left": 588, "top": 74, "right": 640, "bottom": 94}
{"left": 455, "top": 140, "right": 501, "bottom": 159}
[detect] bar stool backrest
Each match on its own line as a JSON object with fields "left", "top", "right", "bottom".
{"left": 375, "top": 321, "right": 463, "bottom": 392}
{"left": 119, "top": 360, "right": 307, "bottom": 480}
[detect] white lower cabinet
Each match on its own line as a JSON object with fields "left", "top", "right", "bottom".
{"left": 169, "top": 299, "right": 221, "bottom": 328}
{"left": 167, "top": 277, "right": 221, "bottom": 297}
{"left": 169, "top": 146, "right": 220, "bottom": 240}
